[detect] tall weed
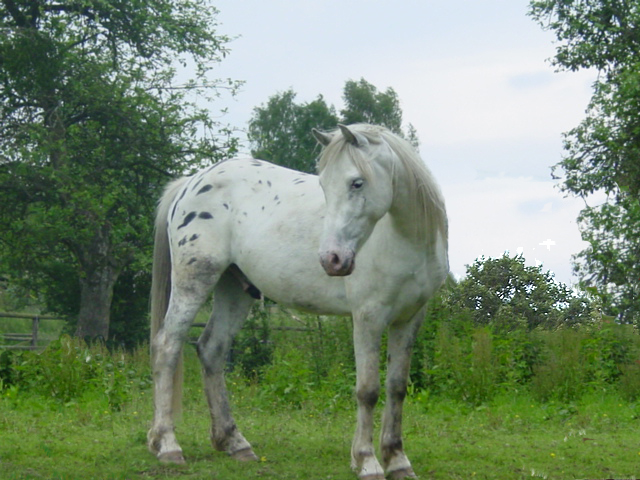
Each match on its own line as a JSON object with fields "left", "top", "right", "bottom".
{"left": 2, "top": 335, "right": 151, "bottom": 409}
{"left": 530, "top": 329, "right": 589, "bottom": 402}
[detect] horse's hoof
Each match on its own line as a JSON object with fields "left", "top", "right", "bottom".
{"left": 387, "top": 467, "right": 418, "bottom": 479}
{"left": 358, "top": 474, "right": 386, "bottom": 480}
{"left": 230, "top": 447, "right": 259, "bottom": 462}
{"left": 158, "top": 450, "right": 186, "bottom": 464}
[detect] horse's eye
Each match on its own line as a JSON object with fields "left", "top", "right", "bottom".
{"left": 351, "top": 179, "right": 364, "bottom": 190}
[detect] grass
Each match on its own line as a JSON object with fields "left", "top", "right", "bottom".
{"left": 2, "top": 346, "right": 640, "bottom": 480}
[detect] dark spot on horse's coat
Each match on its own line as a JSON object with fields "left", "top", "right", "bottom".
{"left": 199, "top": 212, "right": 213, "bottom": 220}
{"left": 189, "top": 234, "right": 200, "bottom": 242}
{"left": 251, "top": 161, "right": 262, "bottom": 167}
{"left": 217, "top": 170, "right": 226, "bottom": 174}
{"left": 192, "top": 177, "right": 203, "bottom": 191}
{"left": 187, "top": 257, "right": 198, "bottom": 265}
{"left": 170, "top": 201, "right": 179, "bottom": 221}
{"left": 273, "top": 195, "right": 279, "bottom": 201}
{"left": 177, "top": 211, "right": 196, "bottom": 229}
{"left": 223, "top": 203, "right": 229, "bottom": 210}
{"left": 171, "top": 186, "right": 189, "bottom": 220}
{"left": 294, "top": 178, "right": 305, "bottom": 184}
{"left": 267, "top": 180, "right": 272, "bottom": 187}
{"left": 243, "top": 212, "right": 247, "bottom": 216}
{"left": 258, "top": 180, "right": 263, "bottom": 184}
{"left": 197, "top": 184, "right": 213, "bottom": 195}
{"left": 261, "top": 206, "right": 265, "bottom": 211}
{"left": 178, "top": 236, "right": 188, "bottom": 247}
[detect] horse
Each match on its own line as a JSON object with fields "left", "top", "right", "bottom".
{"left": 147, "top": 123, "right": 449, "bottom": 480}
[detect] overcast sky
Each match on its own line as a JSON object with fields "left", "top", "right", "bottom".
{"left": 207, "top": 0, "right": 598, "bottom": 285}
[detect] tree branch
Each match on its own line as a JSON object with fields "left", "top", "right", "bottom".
{"left": 3, "top": 0, "right": 29, "bottom": 27}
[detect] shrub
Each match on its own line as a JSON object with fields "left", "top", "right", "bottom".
{"left": 4, "top": 335, "right": 151, "bottom": 409}
{"left": 530, "top": 329, "right": 590, "bottom": 402}
{"left": 231, "top": 305, "right": 274, "bottom": 380}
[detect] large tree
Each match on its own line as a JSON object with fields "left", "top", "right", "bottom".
{"left": 247, "top": 90, "right": 338, "bottom": 173}
{"left": 0, "top": 0, "right": 239, "bottom": 339}
{"left": 247, "top": 78, "right": 419, "bottom": 174}
{"left": 529, "top": 0, "right": 640, "bottom": 323}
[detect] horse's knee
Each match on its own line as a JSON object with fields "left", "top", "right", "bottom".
{"left": 356, "top": 383, "right": 380, "bottom": 408}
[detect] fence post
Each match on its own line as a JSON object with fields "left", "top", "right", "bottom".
{"left": 31, "top": 315, "right": 40, "bottom": 348}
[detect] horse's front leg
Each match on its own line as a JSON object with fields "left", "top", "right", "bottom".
{"left": 380, "top": 308, "right": 425, "bottom": 479}
{"left": 351, "top": 314, "right": 386, "bottom": 480}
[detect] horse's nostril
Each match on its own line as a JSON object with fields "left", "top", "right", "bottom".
{"left": 330, "top": 253, "right": 341, "bottom": 266}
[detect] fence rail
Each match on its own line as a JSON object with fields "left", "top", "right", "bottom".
{"left": 0, "top": 312, "right": 63, "bottom": 350}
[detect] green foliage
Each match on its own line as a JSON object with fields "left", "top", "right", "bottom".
{"left": 530, "top": 329, "right": 590, "bottom": 402}
{"left": 231, "top": 305, "right": 274, "bottom": 380}
{"left": 3, "top": 312, "right": 640, "bottom": 479}
{"left": 244, "top": 313, "right": 355, "bottom": 411}
{"left": 529, "top": 0, "right": 640, "bottom": 74}
{"left": 0, "top": 0, "right": 240, "bottom": 339}
{"left": 446, "top": 254, "right": 593, "bottom": 330}
{"left": 340, "top": 79, "right": 404, "bottom": 134}
{"left": 529, "top": 0, "right": 640, "bottom": 323}
{"left": 0, "top": 335, "right": 151, "bottom": 410}
{"left": 247, "top": 78, "right": 420, "bottom": 174}
{"left": 248, "top": 90, "right": 339, "bottom": 173}
{"left": 574, "top": 197, "right": 640, "bottom": 324}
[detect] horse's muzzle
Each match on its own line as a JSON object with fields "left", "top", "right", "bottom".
{"left": 320, "top": 250, "right": 356, "bottom": 276}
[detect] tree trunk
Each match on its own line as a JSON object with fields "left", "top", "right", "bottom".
{"left": 75, "top": 263, "right": 119, "bottom": 340}
{"left": 74, "top": 225, "right": 121, "bottom": 340}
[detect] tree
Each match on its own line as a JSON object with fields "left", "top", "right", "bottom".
{"left": 0, "top": 0, "right": 239, "bottom": 339}
{"left": 446, "top": 254, "right": 593, "bottom": 330}
{"left": 247, "top": 78, "right": 419, "bottom": 173}
{"left": 529, "top": 0, "right": 640, "bottom": 323}
{"left": 247, "top": 90, "right": 338, "bottom": 173}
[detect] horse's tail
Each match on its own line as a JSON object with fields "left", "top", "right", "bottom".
{"left": 150, "top": 176, "right": 189, "bottom": 419}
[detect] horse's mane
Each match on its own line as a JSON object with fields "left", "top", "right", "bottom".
{"left": 317, "top": 124, "right": 448, "bottom": 246}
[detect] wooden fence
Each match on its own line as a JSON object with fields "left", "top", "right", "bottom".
{"left": 0, "top": 312, "right": 63, "bottom": 350}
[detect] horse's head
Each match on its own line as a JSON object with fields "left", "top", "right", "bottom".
{"left": 313, "top": 124, "right": 394, "bottom": 277}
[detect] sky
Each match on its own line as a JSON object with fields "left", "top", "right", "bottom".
{"left": 205, "top": 0, "right": 599, "bottom": 286}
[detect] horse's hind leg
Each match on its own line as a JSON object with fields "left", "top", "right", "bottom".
{"left": 380, "top": 308, "right": 425, "bottom": 479}
{"left": 196, "top": 269, "right": 258, "bottom": 461}
{"left": 148, "top": 267, "right": 219, "bottom": 463}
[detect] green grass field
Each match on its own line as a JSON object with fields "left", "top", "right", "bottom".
{"left": 2, "top": 343, "right": 640, "bottom": 480}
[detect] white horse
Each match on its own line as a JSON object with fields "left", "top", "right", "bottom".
{"left": 148, "top": 123, "right": 448, "bottom": 480}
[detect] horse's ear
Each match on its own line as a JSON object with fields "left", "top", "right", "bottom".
{"left": 338, "top": 124, "right": 367, "bottom": 147}
{"left": 312, "top": 128, "right": 333, "bottom": 147}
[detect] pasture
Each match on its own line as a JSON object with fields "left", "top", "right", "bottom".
{"left": 2, "top": 316, "right": 640, "bottom": 480}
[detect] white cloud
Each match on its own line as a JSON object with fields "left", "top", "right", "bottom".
{"left": 443, "top": 176, "right": 588, "bottom": 285}
{"left": 390, "top": 52, "right": 596, "bottom": 147}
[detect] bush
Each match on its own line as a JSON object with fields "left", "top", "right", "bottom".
{"left": 530, "top": 329, "right": 590, "bottom": 402}
{"left": 231, "top": 305, "right": 274, "bottom": 380}
{"left": 1, "top": 335, "right": 151, "bottom": 410}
